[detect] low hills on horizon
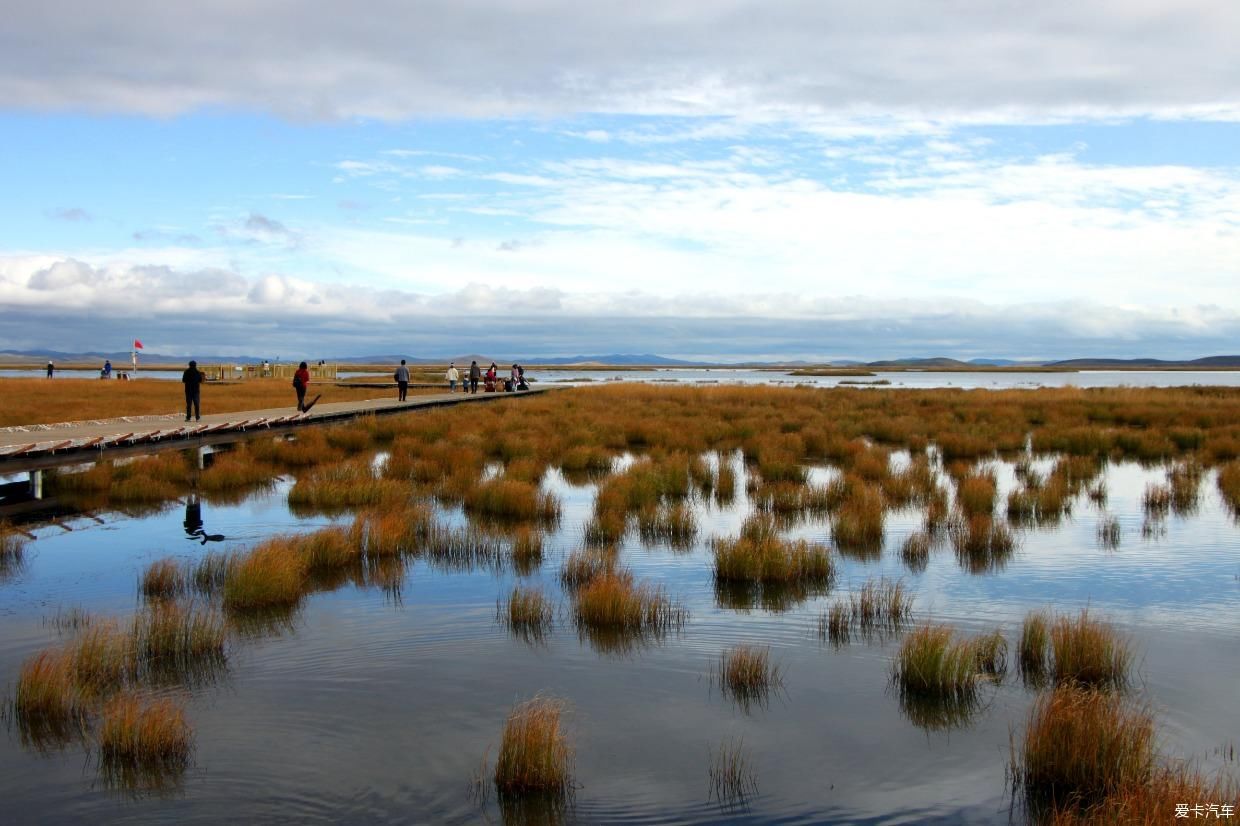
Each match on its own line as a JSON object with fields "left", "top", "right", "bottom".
{"left": 3, "top": 349, "right": 1240, "bottom": 370}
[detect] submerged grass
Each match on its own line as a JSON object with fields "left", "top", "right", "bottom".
{"left": 502, "top": 586, "right": 555, "bottom": 639}
{"left": 140, "top": 558, "right": 186, "bottom": 600}
{"left": 709, "top": 736, "right": 758, "bottom": 805}
{"left": 717, "top": 645, "right": 783, "bottom": 709}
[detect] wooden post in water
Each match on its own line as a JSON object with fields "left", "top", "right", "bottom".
{"left": 28, "top": 469, "right": 43, "bottom": 499}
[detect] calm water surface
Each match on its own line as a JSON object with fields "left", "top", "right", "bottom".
{"left": 1, "top": 450, "right": 1238, "bottom": 824}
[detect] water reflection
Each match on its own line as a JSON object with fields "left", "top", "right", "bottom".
{"left": 182, "top": 495, "right": 226, "bottom": 545}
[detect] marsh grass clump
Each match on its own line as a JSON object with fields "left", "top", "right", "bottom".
{"left": 67, "top": 620, "right": 136, "bottom": 695}
{"left": 1219, "top": 460, "right": 1240, "bottom": 515}
{"left": 559, "top": 548, "right": 616, "bottom": 590}
{"left": 948, "top": 513, "right": 1016, "bottom": 573}
{"left": 188, "top": 551, "right": 238, "bottom": 596}
{"left": 298, "top": 526, "right": 359, "bottom": 572}
{"left": 712, "top": 523, "right": 834, "bottom": 589}
{"left": 900, "top": 531, "right": 931, "bottom": 572}
{"left": 1097, "top": 516, "right": 1121, "bottom": 549}
{"left": 0, "top": 522, "right": 27, "bottom": 574}
{"left": 464, "top": 478, "right": 561, "bottom": 524}
{"left": 502, "top": 586, "right": 555, "bottom": 640}
{"left": 818, "top": 601, "right": 852, "bottom": 646}
{"left": 97, "top": 693, "right": 192, "bottom": 771}
{"left": 13, "top": 650, "right": 87, "bottom": 740}
{"left": 714, "top": 457, "right": 737, "bottom": 505}
{"left": 140, "top": 558, "right": 186, "bottom": 600}
{"left": 893, "top": 624, "right": 979, "bottom": 701}
{"left": 709, "top": 737, "right": 758, "bottom": 805}
{"left": 717, "top": 645, "right": 784, "bottom": 709}
{"left": 829, "top": 480, "right": 885, "bottom": 555}
{"left": 1020, "top": 610, "right": 1051, "bottom": 685}
{"left": 572, "top": 570, "right": 687, "bottom": 634}
{"left": 970, "top": 629, "right": 1008, "bottom": 678}
{"left": 493, "top": 696, "right": 573, "bottom": 799}
{"left": 354, "top": 507, "right": 427, "bottom": 558}
{"left": 511, "top": 527, "right": 544, "bottom": 575}
{"left": 1141, "top": 483, "right": 1171, "bottom": 519}
{"left": 636, "top": 502, "right": 698, "bottom": 548}
{"left": 221, "top": 537, "right": 308, "bottom": 611}
{"left": 956, "top": 469, "right": 998, "bottom": 517}
{"left": 1166, "top": 460, "right": 1204, "bottom": 515}
{"left": 131, "top": 602, "right": 226, "bottom": 675}
{"left": 1013, "top": 686, "right": 1153, "bottom": 811}
{"left": 850, "top": 576, "right": 913, "bottom": 629}
{"left": 288, "top": 459, "right": 408, "bottom": 511}
{"left": 417, "top": 524, "right": 504, "bottom": 572}
{"left": 1050, "top": 609, "right": 1132, "bottom": 689}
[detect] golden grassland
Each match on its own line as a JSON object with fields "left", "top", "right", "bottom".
{"left": 0, "top": 377, "right": 435, "bottom": 427}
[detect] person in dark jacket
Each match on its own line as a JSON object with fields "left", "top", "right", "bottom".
{"left": 182, "top": 360, "right": 204, "bottom": 421}
{"left": 469, "top": 360, "right": 481, "bottom": 394}
{"left": 394, "top": 359, "right": 410, "bottom": 401}
{"left": 293, "top": 361, "right": 311, "bottom": 411}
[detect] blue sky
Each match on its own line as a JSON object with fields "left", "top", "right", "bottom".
{"left": 2, "top": 1, "right": 1238, "bottom": 361}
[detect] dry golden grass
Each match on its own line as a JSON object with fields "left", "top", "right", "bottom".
{"left": 572, "top": 569, "right": 687, "bottom": 633}
{"left": 464, "top": 478, "right": 561, "bottom": 523}
{"left": 717, "top": 644, "right": 783, "bottom": 708}
{"left": 1049, "top": 609, "right": 1132, "bottom": 689}
{"left": 493, "top": 696, "right": 573, "bottom": 798}
{"left": 502, "top": 585, "right": 555, "bottom": 638}
{"left": 140, "top": 558, "right": 186, "bottom": 600}
{"left": 131, "top": 602, "right": 226, "bottom": 667}
{"left": 510, "top": 527, "right": 544, "bottom": 575}
{"left": 559, "top": 547, "right": 616, "bottom": 589}
{"left": 830, "top": 478, "right": 885, "bottom": 554}
{"left": 97, "top": 693, "right": 192, "bottom": 769}
{"left": 1219, "top": 460, "right": 1240, "bottom": 514}
{"left": 288, "top": 459, "right": 409, "bottom": 511}
{"left": 1014, "top": 686, "right": 1153, "bottom": 812}
{"left": 67, "top": 620, "right": 136, "bottom": 695}
{"left": 13, "top": 650, "right": 86, "bottom": 728}
{"left": 1020, "top": 610, "right": 1052, "bottom": 685}
{"left": 221, "top": 537, "right": 309, "bottom": 611}
{"left": 819, "top": 601, "right": 852, "bottom": 645}
{"left": 948, "top": 513, "right": 1017, "bottom": 573}
{"left": 712, "top": 517, "right": 834, "bottom": 587}
{"left": 850, "top": 576, "right": 914, "bottom": 628}
{"left": 900, "top": 531, "right": 932, "bottom": 571}
{"left": 298, "top": 526, "right": 360, "bottom": 571}
{"left": 1040, "top": 765, "right": 1238, "bottom": 825}
{"left": 188, "top": 551, "right": 238, "bottom": 595}
{"left": 893, "top": 624, "right": 980, "bottom": 700}
{"left": 0, "top": 376, "right": 395, "bottom": 426}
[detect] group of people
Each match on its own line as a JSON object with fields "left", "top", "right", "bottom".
{"left": 443, "top": 361, "right": 528, "bottom": 394}
{"left": 181, "top": 359, "right": 316, "bottom": 421}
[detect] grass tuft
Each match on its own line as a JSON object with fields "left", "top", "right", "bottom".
{"left": 98, "top": 693, "right": 192, "bottom": 769}
{"left": 222, "top": 537, "right": 308, "bottom": 611}
{"left": 493, "top": 696, "right": 573, "bottom": 798}
{"left": 502, "top": 585, "right": 555, "bottom": 639}
{"left": 717, "top": 645, "right": 783, "bottom": 709}
{"left": 709, "top": 736, "right": 758, "bottom": 805}
{"left": 140, "top": 558, "right": 186, "bottom": 600}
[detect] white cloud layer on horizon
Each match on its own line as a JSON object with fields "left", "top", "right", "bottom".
{"left": 3, "top": 255, "right": 1238, "bottom": 360}
{"left": 2, "top": 1, "right": 1239, "bottom": 122}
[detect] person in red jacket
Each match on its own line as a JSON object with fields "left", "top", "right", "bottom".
{"left": 293, "top": 361, "right": 311, "bottom": 411}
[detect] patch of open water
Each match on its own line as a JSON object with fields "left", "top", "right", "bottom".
{"left": 1, "top": 451, "right": 1238, "bottom": 823}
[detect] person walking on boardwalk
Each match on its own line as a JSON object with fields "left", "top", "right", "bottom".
{"left": 293, "top": 361, "right": 311, "bottom": 411}
{"left": 394, "top": 359, "right": 410, "bottom": 402}
{"left": 46, "top": 360, "right": 54, "bottom": 378}
{"left": 469, "top": 360, "right": 480, "bottom": 394}
{"left": 446, "top": 363, "right": 459, "bottom": 393}
{"left": 182, "top": 360, "right": 204, "bottom": 421}
{"left": 102, "top": 359, "right": 112, "bottom": 379}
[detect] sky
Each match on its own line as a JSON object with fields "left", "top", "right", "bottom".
{"left": 2, "top": 1, "right": 1238, "bottom": 362}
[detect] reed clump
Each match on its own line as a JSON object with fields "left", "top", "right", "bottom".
{"left": 956, "top": 469, "right": 998, "bottom": 516}
{"left": 464, "top": 478, "right": 561, "bottom": 523}
{"left": 717, "top": 644, "right": 783, "bottom": 707}
{"left": 221, "top": 537, "right": 309, "bottom": 611}
{"left": 819, "top": 601, "right": 851, "bottom": 645}
{"left": 948, "top": 513, "right": 1016, "bottom": 573}
{"left": 0, "top": 522, "right": 26, "bottom": 572}
{"left": 188, "top": 551, "right": 238, "bottom": 595}
{"left": 1219, "top": 460, "right": 1240, "bottom": 514}
{"left": 131, "top": 602, "right": 226, "bottom": 668}
{"left": 511, "top": 527, "right": 544, "bottom": 574}
{"left": 893, "top": 623, "right": 979, "bottom": 701}
{"left": 97, "top": 693, "right": 192, "bottom": 769}
{"left": 503, "top": 586, "right": 555, "bottom": 638}
{"left": 67, "top": 620, "right": 136, "bottom": 695}
{"left": 829, "top": 479, "right": 885, "bottom": 554}
{"left": 970, "top": 629, "right": 1008, "bottom": 677}
{"left": 559, "top": 547, "right": 616, "bottom": 589}
{"left": 712, "top": 521, "right": 834, "bottom": 588}
{"left": 140, "top": 558, "right": 187, "bottom": 600}
{"left": 493, "top": 696, "right": 573, "bottom": 798}
{"left": 288, "top": 459, "right": 408, "bottom": 511}
{"left": 1049, "top": 609, "right": 1132, "bottom": 689}
{"left": 709, "top": 736, "right": 758, "bottom": 804}
{"left": 1020, "top": 610, "right": 1051, "bottom": 684}
{"left": 1014, "top": 686, "right": 1153, "bottom": 811}
{"left": 572, "top": 569, "right": 687, "bottom": 633}
{"left": 298, "top": 526, "right": 360, "bottom": 572}
{"left": 13, "top": 650, "right": 87, "bottom": 730}
{"left": 850, "top": 576, "right": 913, "bottom": 628}
{"left": 900, "top": 531, "right": 931, "bottom": 571}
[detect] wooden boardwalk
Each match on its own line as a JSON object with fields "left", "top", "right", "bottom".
{"left": 0, "top": 388, "right": 554, "bottom": 472}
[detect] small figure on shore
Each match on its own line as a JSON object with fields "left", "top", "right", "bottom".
{"left": 508, "top": 363, "right": 520, "bottom": 392}
{"left": 293, "top": 361, "right": 311, "bottom": 411}
{"left": 447, "top": 363, "right": 459, "bottom": 393}
{"left": 102, "top": 359, "right": 112, "bottom": 379}
{"left": 469, "top": 360, "right": 480, "bottom": 394}
{"left": 46, "top": 361, "right": 54, "bottom": 378}
{"left": 394, "top": 359, "right": 410, "bottom": 402}
{"left": 182, "top": 359, "right": 204, "bottom": 421}
{"left": 517, "top": 364, "right": 527, "bottom": 390}
{"left": 485, "top": 362, "right": 498, "bottom": 393}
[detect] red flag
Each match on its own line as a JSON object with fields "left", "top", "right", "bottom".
{"left": 133, "top": 339, "right": 144, "bottom": 349}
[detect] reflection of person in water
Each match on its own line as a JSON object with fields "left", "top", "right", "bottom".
{"left": 183, "top": 495, "right": 225, "bottom": 544}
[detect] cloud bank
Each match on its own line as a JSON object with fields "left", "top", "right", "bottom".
{"left": 2, "top": 1, "right": 1239, "bottom": 122}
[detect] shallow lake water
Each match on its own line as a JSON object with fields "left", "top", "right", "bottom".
{"left": 1, "top": 447, "right": 1238, "bottom": 823}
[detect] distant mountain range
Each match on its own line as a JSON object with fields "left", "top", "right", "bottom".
{"left": 3, "top": 349, "right": 1239, "bottom": 369}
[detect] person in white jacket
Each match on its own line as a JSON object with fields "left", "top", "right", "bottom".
{"left": 446, "top": 363, "right": 459, "bottom": 393}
